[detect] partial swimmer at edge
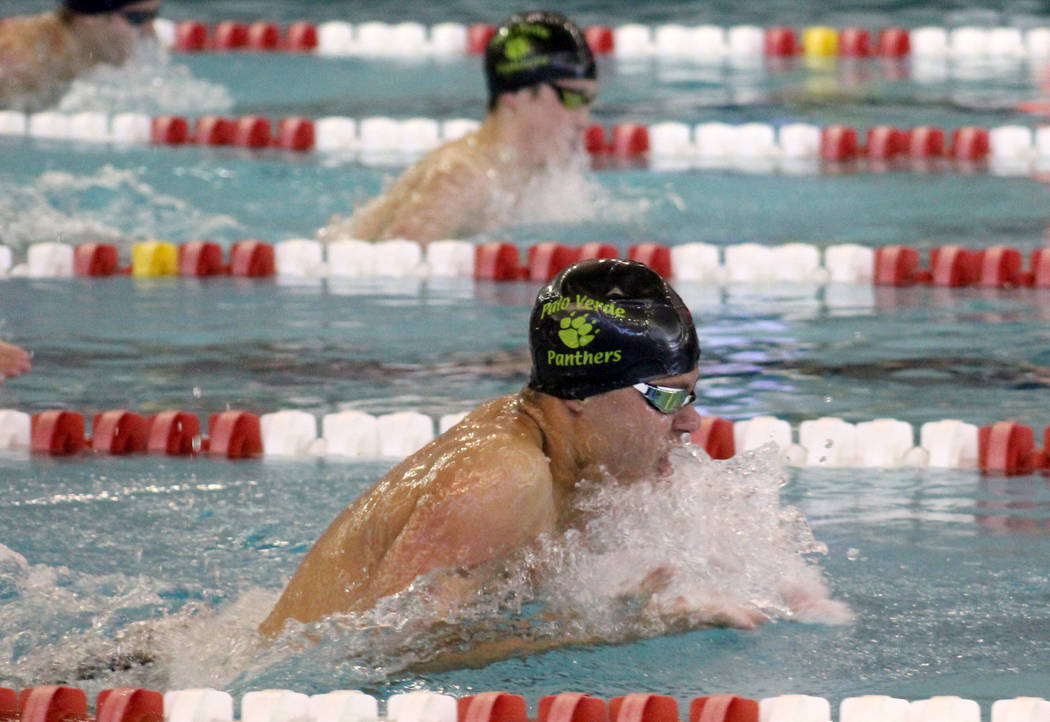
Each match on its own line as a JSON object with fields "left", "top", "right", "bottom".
{"left": 317, "top": 10, "right": 598, "bottom": 246}
{"left": 0, "top": 0, "right": 162, "bottom": 112}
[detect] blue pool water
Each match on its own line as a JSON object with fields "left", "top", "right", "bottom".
{"left": 3, "top": 0, "right": 1050, "bottom": 715}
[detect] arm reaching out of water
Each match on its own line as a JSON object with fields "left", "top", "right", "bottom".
{"left": 0, "top": 341, "right": 31, "bottom": 382}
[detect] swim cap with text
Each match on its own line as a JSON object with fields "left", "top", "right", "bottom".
{"left": 528, "top": 259, "right": 700, "bottom": 400}
{"left": 62, "top": 0, "right": 144, "bottom": 15}
{"left": 485, "top": 11, "right": 596, "bottom": 103}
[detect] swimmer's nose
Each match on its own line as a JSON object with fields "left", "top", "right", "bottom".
{"left": 672, "top": 407, "right": 701, "bottom": 435}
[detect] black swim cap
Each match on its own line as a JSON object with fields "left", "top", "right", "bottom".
{"left": 485, "top": 11, "right": 596, "bottom": 107}
{"left": 62, "top": 0, "right": 143, "bottom": 15}
{"left": 528, "top": 259, "right": 700, "bottom": 400}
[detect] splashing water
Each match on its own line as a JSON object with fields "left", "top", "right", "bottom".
{"left": 57, "top": 40, "right": 233, "bottom": 116}
{"left": 0, "top": 165, "right": 241, "bottom": 252}
{"left": 0, "top": 446, "right": 847, "bottom": 691}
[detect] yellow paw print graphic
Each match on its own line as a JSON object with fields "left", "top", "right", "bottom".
{"left": 558, "top": 314, "right": 597, "bottom": 349}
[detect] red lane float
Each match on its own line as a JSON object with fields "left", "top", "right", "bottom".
{"left": 1, "top": 688, "right": 15, "bottom": 721}
{"left": 147, "top": 411, "right": 201, "bottom": 455}
{"left": 821, "top": 125, "right": 859, "bottom": 161}
{"left": 178, "top": 241, "right": 227, "bottom": 276}
{"left": 950, "top": 126, "right": 990, "bottom": 161}
{"left": 194, "top": 116, "right": 234, "bottom": 146}
{"left": 528, "top": 242, "right": 580, "bottom": 281}
{"left": 929, "top": 245, "right": 979, "bottom": 287}
{"left": 689, "top": 695, "right": 760, "bottom": 722}
{"left": 96, "top": 689, "right": 163, "bottom": 722}
{"left": 31, "top": 411, "right": 86, "bottom": 455}
{"left": 213, "top": 21, "right": 249, "bottom": 49}
{"left": 208, "top": 410, "right": 263, "bottom": 458}
{"left": 92, "top": 410, "right": 149, "bottom": 454}
{"left": 585, "top": 26, "right": 615, "bottom": 55}
{"left": 151, "top": 116, "right": 189, "bottom": 145}
{"left": 691, "top": 416, "right": 735, "bottom": 460}
{"left": 74, "top": 243, "right": 120, "bottom": 276}
{"left": 907, "top": 126, "right": 945, "bottom": 158}
{"left": 628, "top": 243, "right": 672, "bottom": 278}
{"left": 878, "top": 28, "right": 911, "bottom": 57}
{"left": 276, "top": 117, "right": 315, "bottom": 151}
{"left": 174, "top": 21, "right": 208, "bottom": 51}
{"left": 459, "top": 693, "right": 528, "bottom": 722}
{"left": 1031, "top": 248, "right": 1050, "bottom": 287}
{"left": 584, "top": 125, "right": 609, "bottom": 155}
{"left": 467, "top": 23, "right": 496, "bottom": 53}
{"left": 977, "top": 246, "right": 1025, "bottom": 287}
{"left": 611, "top": 124, "right": 649, "bottom": 157}
{"left": 285, "top": 22, "right": 318, "bottom": 51}
{"left": 610, "top": 694, "right": 677, "bottom": 722}
{"left": 866, "top": 126, "right": 908, "bottom": 159}
{"left": 247, "top": 22, "right": 281, "bottom": 50}
{"left": 475, "top": 242, "right": 523, "bottom": 281}
{"left": 577, "top": 243, "right": 620, "bottom": 261}
{"left": 230, "top": 240, "right": 276, "bottom": 277}
{"left": 874, "top": 245, "right": 924, "bottom": 285}
{"left": 764, "top": 27, "right": 798, "bottom": 56}
{"left": 233, "top": 116, "right": 272, "bottom": 148}
{"left": 979, "top": 421, "right": 1035, "bottom": 475}
{"left": 538, "top": 694, "right": 607, "bottom": 722}
{"left": 839, "top": 27, "right": 872, "bottom": 57}
{"left": 19, "top": 686, "right": 88, "bottom": 722}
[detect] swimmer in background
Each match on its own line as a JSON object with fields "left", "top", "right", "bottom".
{"left": 317, "top": 10, "right": 597, "bottom": 245}
{"left": 0, "top": 0, "right": 161, "bottom": 112}
{"left": 261, "top": 259, "right": 783, "bottom": 667}
{"left": 0, "top": 340, "right": 31, "bottom": 382}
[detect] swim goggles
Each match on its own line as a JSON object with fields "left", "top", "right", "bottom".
{"left": 120, "top": 7, "right": 158, "bottom": 26}
{"left": 632, "top": 382, "right": 697, "bottom": 415}
{"left": 547, "top": 83, "right": 596, "bottom": 110}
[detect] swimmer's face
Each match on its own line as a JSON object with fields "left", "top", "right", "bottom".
{"left": 512, "top": 78, "right": 596, "bottom": 164}
{"left": 570, "top": 366, "right": 701, "bottom": 483}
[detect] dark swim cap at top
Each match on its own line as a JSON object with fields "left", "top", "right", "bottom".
{"left": 485, "top": 11, "right": 596, "bottom": 105}
{"left": 528, "top": 259, "right": 701, "bottom": 400}
{"left": 62, "top": 0, "right": 144, "bottom": 15}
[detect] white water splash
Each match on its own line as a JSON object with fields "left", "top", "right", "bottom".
{"left": 0, "top": 165, "right": 241, "bottom": 252}
{"left": 57, "top": 40, "right": 233, "bottom": 116}
{"left": 0, "top": 446, "right": 847, "bottom": 691}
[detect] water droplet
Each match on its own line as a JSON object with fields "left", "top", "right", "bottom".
{"left": 192, "top": 386, "right": 202, "bottom": 398}
{"left": 847, "top": 548, "right": 860, "bottom": 560}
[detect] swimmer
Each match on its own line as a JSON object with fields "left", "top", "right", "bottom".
{"left": 260, "top": 258, "right": 753, "bottom": 664}
{"left": 317, "top": 10, "right": 597, "bottom": 244}
{"left": 0, "top": 0, "right": 161, "bottom": 112}
{"left": 0, "top": 340, "right": 31, "bottom": 382}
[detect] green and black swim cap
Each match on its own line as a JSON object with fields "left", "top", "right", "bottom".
{"left": 62, "top": 0, "right": 144, "bottom": 14}
{"left": 528, "top": 259, "right": 701, "bottom": 400}
{"left": 485, "top": 10, "right": 596, "bottom": 109}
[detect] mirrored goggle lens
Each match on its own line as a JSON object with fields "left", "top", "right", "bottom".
{"left": 551, "top": 84, "right": 594, "bottom": 110}
{"left": 633, "top": 383, "right": 697, "bottom": 414}
{"left": 121, "top": 8, "right": 158, "bottom": 25}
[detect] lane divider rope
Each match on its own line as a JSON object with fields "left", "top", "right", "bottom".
{"left": 3, "top": 682, "right": 1047, "bottom": 722}
{"left": 132, "top": 18, "right": 1050, "bottom": 63}
{"left": 4, "top": 112, "right": 1049, "bottom": 175}
{"left": 3, "top": 240, "right": 1050, "bottom": 289}
{"left": 1, "top": 407, "right": 1047, "bottom": 474}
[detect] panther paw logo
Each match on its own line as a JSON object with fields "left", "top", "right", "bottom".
{"left": 558, "top": 314, "right": 597, "bottom": 349}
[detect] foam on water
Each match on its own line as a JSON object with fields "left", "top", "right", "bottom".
{"left": 57, "top": 41, "right": 233, "bottom": 116}
{"left": 0, "top": 166, "right": 241, "bottom": 251}
{"left": 0, "top": 445, "right": 846, "bottom": 692}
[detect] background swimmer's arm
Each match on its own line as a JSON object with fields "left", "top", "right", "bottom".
{"left": 0, "top": 341, "right": 31, "bottom": 382}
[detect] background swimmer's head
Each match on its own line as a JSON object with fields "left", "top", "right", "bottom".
{"left": 485, "top": 11, "right": 596, "bottom": 111}
{"left": 528, "top": 259, "right": 700, "bottom": 400}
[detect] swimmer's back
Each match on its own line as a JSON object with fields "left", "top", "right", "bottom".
{"left": 259, "top": 394, "right": 554, "bottom": 635}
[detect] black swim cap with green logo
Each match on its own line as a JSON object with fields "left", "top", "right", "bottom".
{"left": 62, "top": 0, "right": 143, "bottom": 14}
{"left": 485, "top": 10, "right": 596, "bottom": 108}
{"left": 528, "top": 259, "right": 701, "bottom": 400}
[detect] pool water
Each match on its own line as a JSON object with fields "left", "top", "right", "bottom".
{"left": 3, "top": 0, "right": 1050, "bottom": 715}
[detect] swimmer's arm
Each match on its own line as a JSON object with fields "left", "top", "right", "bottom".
{"left": 0, "top": 341, "right": 31, "bottom": 382}
{"left": 369, "top": 441, "right": 555, "bottom": 611}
